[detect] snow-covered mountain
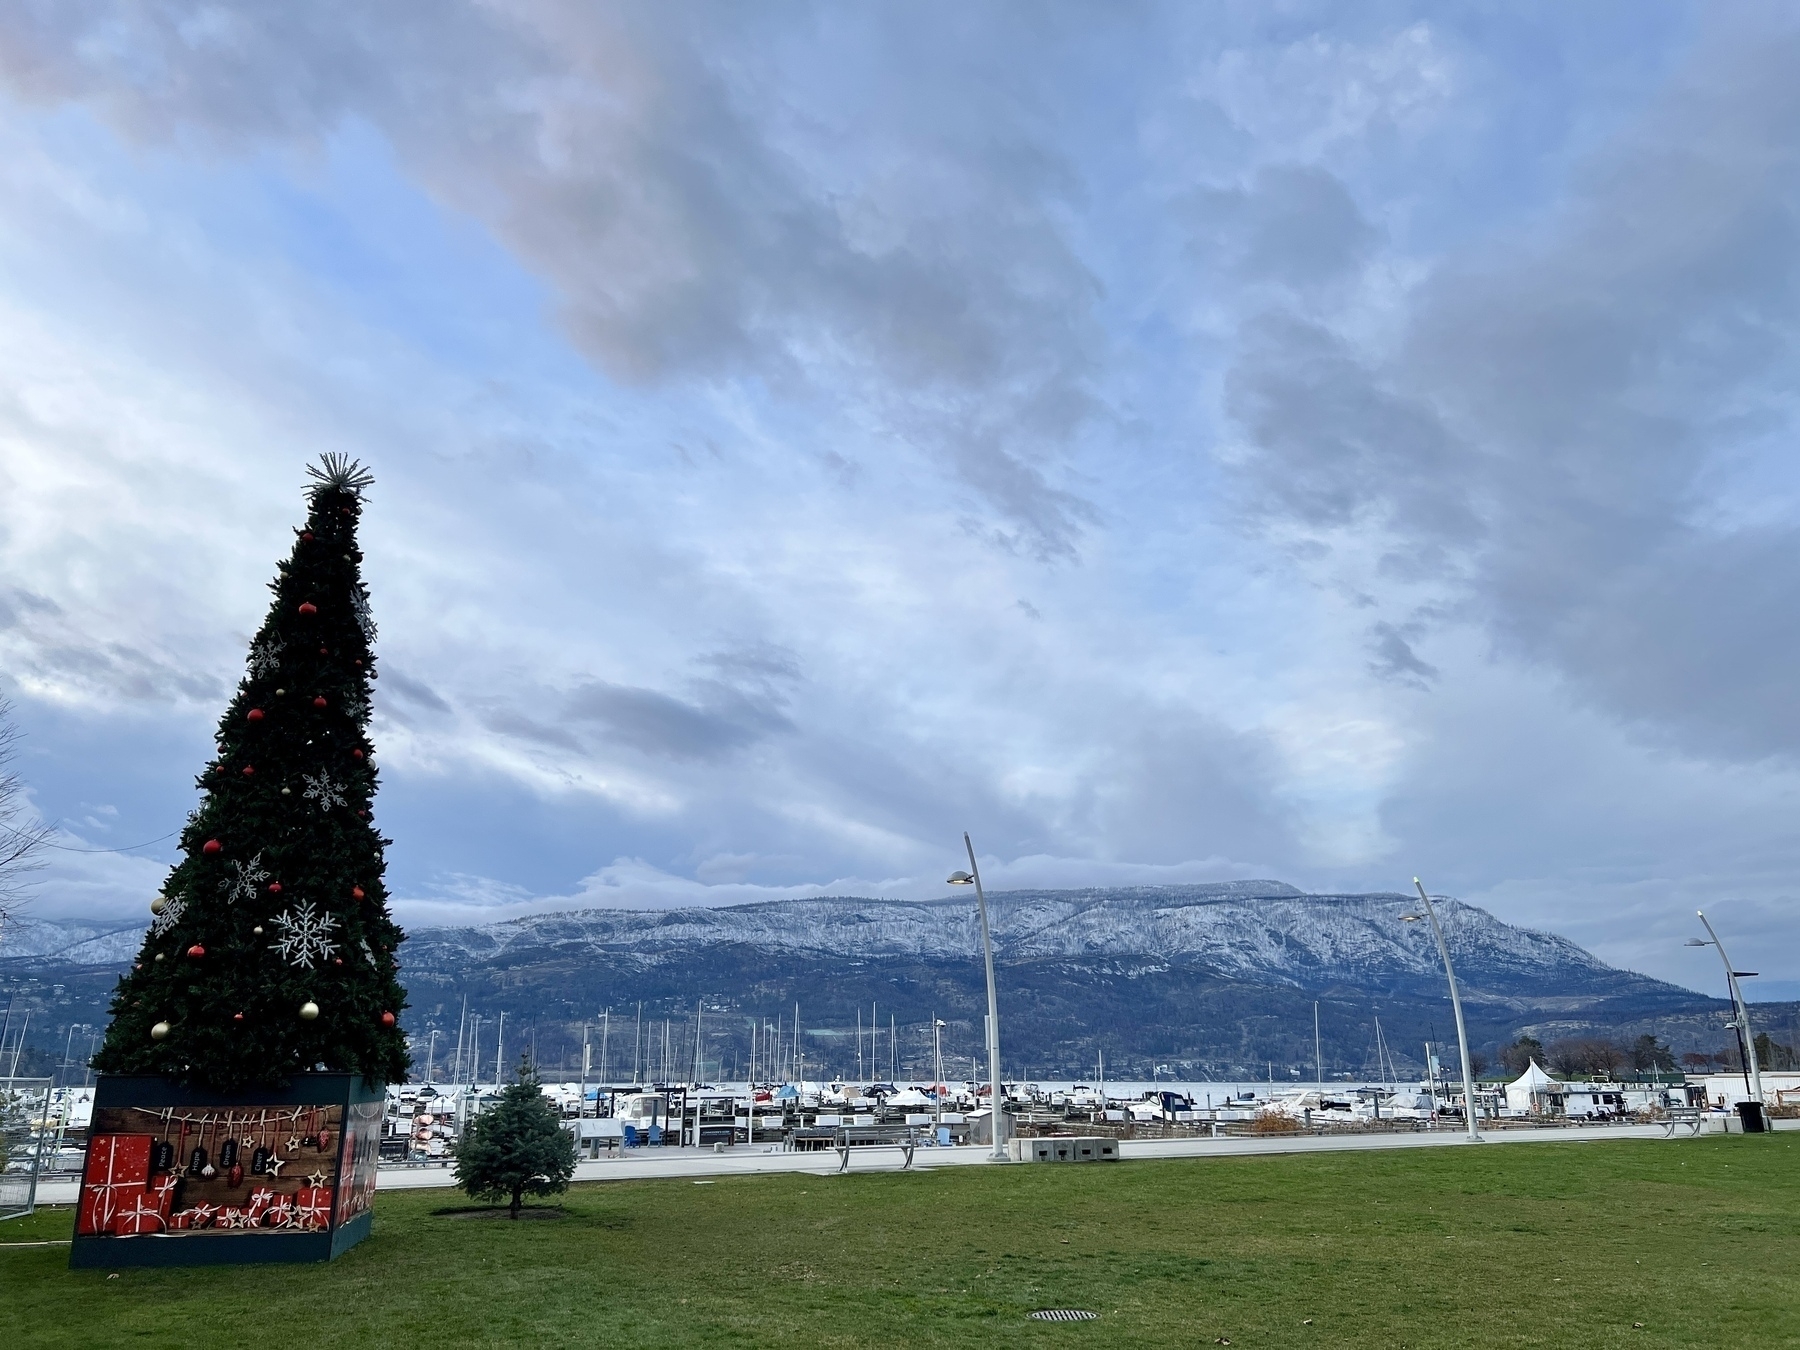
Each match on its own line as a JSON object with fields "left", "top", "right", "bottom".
{"left": 4, "top": 884, "right": 1729, "bottom": 1076}
{"left": 0, "top": 914, "right": 147, "bottom": 967}
{"left": 401, "top": 882, "right": 1623, "bottom": 996}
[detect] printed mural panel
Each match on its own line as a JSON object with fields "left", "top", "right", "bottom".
{"left": 334, "top": 1098, "right": 381, "bottom": 1226}
{"left": 76, "top": 1103, "right": 346, "bottom": 1239}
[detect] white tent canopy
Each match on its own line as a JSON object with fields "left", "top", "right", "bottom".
{"left": 1504, "top": 1060, "right": 1566, "bottom": 1114}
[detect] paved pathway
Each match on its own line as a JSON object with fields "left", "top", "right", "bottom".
{"left": 25, "top": 1120, "right": 1698, "bottom": 1206}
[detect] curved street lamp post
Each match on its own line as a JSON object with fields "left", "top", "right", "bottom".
{"left": 1687, "top": 911, "right": 1763, "bottom": 1111}
{"left": 1402, "top": 878, "right": 1481, "bottom": 1143}
{"left": 948, "top": 832, "right": 1007, "bottom": 1161}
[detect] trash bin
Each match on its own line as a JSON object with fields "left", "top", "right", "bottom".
{"left": 1735, "top": 1101, "right": 1767, "bottom": 1134}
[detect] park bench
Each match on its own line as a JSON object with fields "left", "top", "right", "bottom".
{"left": 834, "top": 1123, "right": 921, "bottom": 1172}
{"left": 1661, "top": 1107, "right": 1704, "bottom": 1139}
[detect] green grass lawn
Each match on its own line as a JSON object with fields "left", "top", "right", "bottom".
{"left": 3, "top": 1136, "right": 1795, "bottom": 1347}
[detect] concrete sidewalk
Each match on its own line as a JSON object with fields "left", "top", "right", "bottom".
{"left": 26, "top": 1120, "right": 1695, "bottom": 1206}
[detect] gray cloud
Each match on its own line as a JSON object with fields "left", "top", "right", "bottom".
{"left": 1190, "top": 163, "right": 1380, "bottom": 290}
{"left": 1226, "top": 15, "right": 1800, "bottom": 761}
{"left": 9, "top": 4, "right": 1800, "bottom": 992}
{"left": 1368, "top": 621, "right": 1437, "bottom": 687}
{"left": 378, "top": 668, "right": 452, "bottom": 715}
{"left": 0, "top": 586, "right": 60, "bottom": 628}
{"left": 1227, "top": 310, "right": 1481, "bottom": 547}
{"left": 0, "top": 0, "right": 1106, "bottom": 556}
{"left": 563, "top": 679, "right": 787, "bottom": 762}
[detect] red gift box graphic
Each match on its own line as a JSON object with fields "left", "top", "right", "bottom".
{"left": 245, "top": 1187, "right": 276, "bottom": 1222}
{"left": 293, "top": 1186, "right": 333, "bottom": 1230}
{"left": 111, "top": 1189, "right": 166, "bottom": 1236}
{"left": 263, "top": 1200, "right": 295, "bottom": 1229}
{"left": 78, "top": 1134, "right": 153, "bottom": 1235}
{"left": 149, "top": 1172, "right": 180, "bottom": 1210}
{"left": 171, "top": 1203, "right": 218, "bottom": 1230}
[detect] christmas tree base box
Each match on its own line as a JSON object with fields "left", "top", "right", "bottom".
{"left": 70, "top": 1073, "right": 383, "bottom": 1268}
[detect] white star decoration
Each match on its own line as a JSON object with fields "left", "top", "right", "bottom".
{"left": 269, "top": 901, "right": 339, "bottom": 969}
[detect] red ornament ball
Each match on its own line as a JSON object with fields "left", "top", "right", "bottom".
{"left": 319, "top": 646, "right": 329, "bottom": 656}
{"left": 241, "top": 765, "right": 254, "bottom": 776}
{"left": 380, "top": 1012, "right": 397, "bottom": 1028}
{"left": 352, "top": 886, "right": 365, "bottom": 900}
{"left": 233, "top": 1012, "right": 244, "bottom": 1023}
{"left": 301, "top": 531, "right": 314, "bottom": 541}
{"left": 268, "top": 882, "right": 282, "bottom": 894}
{"left": 187, "top": 944, "right": 205, "bottom": 960}
{"left": 352, "top": 748, "right": 364, "bottom": 759}
{"left": 298, "top": 601, "right": 318, "bottom": 616}
{"left": 333, "top": 957, "right": 343, "bottom": 967}
{"left": 202, "top": 838, "right": 222, "bottom": 855}
{"left": 313, "top": 695, "right": 327, "bottom": 708}
{"left": 247, "top": 708, "right": 265, "bottom": 723}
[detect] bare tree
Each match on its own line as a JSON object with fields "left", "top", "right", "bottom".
{"left": 1547, "top": 1036, "right": 1627, "bottom": 1078}
{"left": 0, "top": 697, "right": 52, "bottom": 947}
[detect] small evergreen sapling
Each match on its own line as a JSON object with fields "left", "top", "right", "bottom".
{"left": 455, "top": 1058, "right": 578, "bottom": 1219}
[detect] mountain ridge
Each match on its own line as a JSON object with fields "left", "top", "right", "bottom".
{"left": 2, "top": 883, "right": 1745, "bottom": 1077}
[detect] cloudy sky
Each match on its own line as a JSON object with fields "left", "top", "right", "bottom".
{"left": 2, "top": 2, "right": 1797, "bottom": 995}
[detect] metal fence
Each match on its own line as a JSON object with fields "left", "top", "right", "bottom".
{"left": 1, "top": 1078, "right": 52, "bottom": 1221}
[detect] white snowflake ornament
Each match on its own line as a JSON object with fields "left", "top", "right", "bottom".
{"left": 221, "top": 853, "right": 270, "bottom": 905}
{"left": 247, "top": 638, "right": 284, "bottom": 678}
{"left": 302, "top": 771, "right": 346, "bottom": 812}
{"left": 269, "top": 901, "right": 339, "bottom": 969}
{"left": 149, "top": 894, "right": 187, "bottom": 938}
{"left": 351, "top": 588, "right": 377, "bottom": 644}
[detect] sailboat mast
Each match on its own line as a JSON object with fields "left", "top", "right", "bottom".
{"left": 1314, "top": 1001, "right": 1323, "bottom": 1096}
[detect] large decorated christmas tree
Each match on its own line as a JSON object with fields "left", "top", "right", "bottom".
{"left": 95, "top": 456, "right": 408, "bottom": 1092}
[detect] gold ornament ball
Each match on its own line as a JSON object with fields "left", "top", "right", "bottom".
{"left": 149, "top": 895, "right": 166, "bottom": 916}
{"left": 150, "top": 1022, "right": 170, "bottom": 1041}
{"left": 253, "top": 925, "right": 264, "bottom": 935}
{"left": 275, "top": 688, "right": 286, "bottom": 696}
{"left": 154, "top": 952, "right": 166, "bottom": 962}
{"left": 281, "top": 787, "right": 292, "bottom": 796}
{"left": 299, "top": 1001, "right": 320, "bottom": 1021}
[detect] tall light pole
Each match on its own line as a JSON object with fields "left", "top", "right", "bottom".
{"left": 948, "top": 831, "right": 1007, "bottom": 1161}
{"left": 1688, "top": 912, "right": 1764, "bottom": 1110}
{"left": 1402, "top": 878, "right": 1480, "bottom": 1143}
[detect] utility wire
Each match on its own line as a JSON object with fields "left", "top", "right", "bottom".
{"left": 0, "top": 824, "right": 177, "bottom": 854}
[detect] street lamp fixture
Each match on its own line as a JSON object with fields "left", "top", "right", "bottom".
{"left": 1689, "top": 914, "right": 1764, "bottom": 1109}
{"left": 948, "top": 835, "right": 1007, "bottom": 1161}
{"left": 1400, "top": 879, "right": 1481, "bottom": 1143}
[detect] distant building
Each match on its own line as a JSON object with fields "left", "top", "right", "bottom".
{"left": 1701, "top": 1071, "right": 1800, "bottom": 1109}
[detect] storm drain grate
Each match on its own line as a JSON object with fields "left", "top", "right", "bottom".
{"left": 1029, "top": 1309, "right": 1100, "bottom": 1322}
